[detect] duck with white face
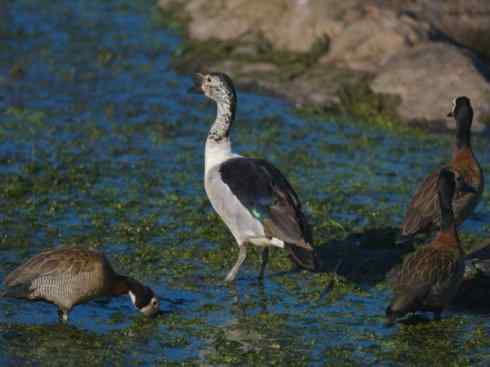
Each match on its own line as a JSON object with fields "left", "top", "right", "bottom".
{"left": 1, "top": 247, "right": 160, "bottom": 323}
{"left": 399, "top": 96, "right": 484, "bottom": 244}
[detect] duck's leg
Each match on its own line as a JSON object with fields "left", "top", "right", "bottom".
{"left": 58, "top": 308, "right": 69, "bottom": 323}
{"left": 225, "top": 245, "right": 247, "bottom": 282}
{"left": 258, "top": 248, "right": 269, "bottom": 280}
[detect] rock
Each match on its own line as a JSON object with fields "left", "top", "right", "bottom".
{"left": 321, "top": 8, "right": 431, "bottom": 72}
{"left": 160, "top": 0, "right": 382, "bottom": 53}
{"left": 393, "top": 0, "right": 490, "bottom": 51}
{"left": 371, "top": 42, "right": 490, "bottom": 128}
{"left": 159, "top": 0, "right": 490, "bottom": 129}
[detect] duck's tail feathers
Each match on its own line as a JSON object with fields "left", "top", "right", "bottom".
{"left": 0, "top": 285, "right": 30, "bottom": 299}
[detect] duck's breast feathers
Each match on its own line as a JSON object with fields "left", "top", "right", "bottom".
{"left": 4, "top": 247, "right": 111, "bottom": 287}
{"left": 452, "top": 148, "right": 484, "bottom": 193}
{"left": 218, "top": 157, "right": 312, "bottom": 245}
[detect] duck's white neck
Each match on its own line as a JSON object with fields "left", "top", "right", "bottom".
{"left": 205, "top": 99, "right": 236, "bottom": 172}
{"left": 205, "top": 138, "right": 233, "bottom": 173}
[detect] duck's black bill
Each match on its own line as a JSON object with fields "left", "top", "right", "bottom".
{"left": 447, "top": 111, "right": 454, "bottom": 117}
{"left": 188, "top": 74, "right": 203, "bottom": 94}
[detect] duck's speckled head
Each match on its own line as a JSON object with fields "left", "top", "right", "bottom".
{"left": 191, "top": 72, "right": 236, "bottom": 105}
{"left": 129, "top": 286, "right": 160, "bottom": 317}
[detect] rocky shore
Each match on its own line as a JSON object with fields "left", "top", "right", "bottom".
{"left": 159, "top": 0, "right": 490, "bottom": 130}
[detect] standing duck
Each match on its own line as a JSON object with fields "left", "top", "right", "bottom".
{"left": 400, "top": 96, "right": 484, "bottom": 242}
{"left": 190, "top": 72, "right": 317, "bottom": 282}
{"left": 1, "top": 247, "right": 159, "bottom": 322}
{"left": 386, "top": 169, "right": 475, "bottom": 324}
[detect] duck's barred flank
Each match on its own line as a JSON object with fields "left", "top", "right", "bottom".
{"left": 30, "top": 271, "right": 102, "bottom": 309}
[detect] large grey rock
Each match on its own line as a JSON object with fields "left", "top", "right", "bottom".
{"left": 390, "top": 0, "right": 490, "bottom": 48}
{"left": 159, "top": 0, "right": 386, "bottom": 53}
{"left": 371, "top": 42, "right": 490, "bottom": 129}
{"left": 321, "top": 7, "right": 431, "bottom": 72}
{"left": 159, "top": 0, "right": 490, "bottom": 128}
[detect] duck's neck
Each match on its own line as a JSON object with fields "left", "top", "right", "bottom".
{"left": 112, "top": 275, "right": 148, "bottom": 307}
{"left": 435, "top": 223, "right": 461, "bottom": 250}
{"left": 207, "top": 97, "right": 235, "bottom": 143}
{"left": 205, "top": 98, "right": 235, "bottom": 172}
{"left": 436, "top": 205, "right": 460, "bottom": 249}
{"left": 455, "top": 116, "right": 471, "bottom": 151}
{"left": 111, "top": 276, "right": 140, "bottom": 295}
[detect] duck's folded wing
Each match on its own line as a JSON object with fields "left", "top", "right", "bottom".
{"left": 401, "top": 170, "right": 440, "bottom": 236}
{"left": 4, "top": 248, "right": 100, "bottom": 287}
{"left": 219, "top": 157, "right": 312, "bottom": 246}
{"left": 396, "top": 247, "right": 462, "bottom": 294}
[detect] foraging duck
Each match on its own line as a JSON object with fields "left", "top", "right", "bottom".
{"left": 190, "top": 72, "right": 317, "bottom": 282}
{"left": 400, "top": 97, "right": 484, "bottom": 242}
{"left": 1, "top": 247, "right": 159, "bottom": 322}
{"left": 386, "top": 168, "right": 475, "bottom": 324}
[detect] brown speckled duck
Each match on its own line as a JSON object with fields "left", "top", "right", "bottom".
{"left": 386, "top": 168, "right": 475, "bottom": 324}
{"left": 400, "top": 96, "right": 483, "bottom": 243}
{"left": 1, "top": 247, "right": 159, "bottom": 322}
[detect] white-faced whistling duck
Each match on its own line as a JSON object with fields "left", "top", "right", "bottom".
{"left": 400, "top": 96, "right": 483, "bottom": 244}
{"left": 386, "top": 168, "right": 476, "bottom": 324}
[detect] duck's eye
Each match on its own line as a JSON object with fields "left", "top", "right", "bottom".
{"left": 207, "top": 77, "right": 212, "bottom": 82}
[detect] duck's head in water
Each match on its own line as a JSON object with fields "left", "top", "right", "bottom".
{"left": 128, "top": 284, "right": 160, "bottom": 317}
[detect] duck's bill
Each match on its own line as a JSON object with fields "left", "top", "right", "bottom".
{"left": 447, "top": 111, "right": 454, "bottom": 117}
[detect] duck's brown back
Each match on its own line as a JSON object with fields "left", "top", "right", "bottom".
{"left": 5, "top": 247, "right": 117, "bottom": 310}
{"left": 401, "top": 148, "right": 483, "bottom": 237}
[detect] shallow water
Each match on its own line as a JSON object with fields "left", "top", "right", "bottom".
{"left": 1, "top": 0, "right": 490, "bottom": 366}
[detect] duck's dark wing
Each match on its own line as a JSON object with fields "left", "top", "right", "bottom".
{"left": 4, "top": 247, "right": 104, "bottom": 287}
{"left": 401, "top": 166, "right": 479, "bottom": 238}
{"left": 219, "top": 157, "right": 316, "bottom": 270}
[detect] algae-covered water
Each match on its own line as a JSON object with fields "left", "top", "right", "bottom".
{"left": 1, "top": 0, "right": 490, "bottom": 366}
